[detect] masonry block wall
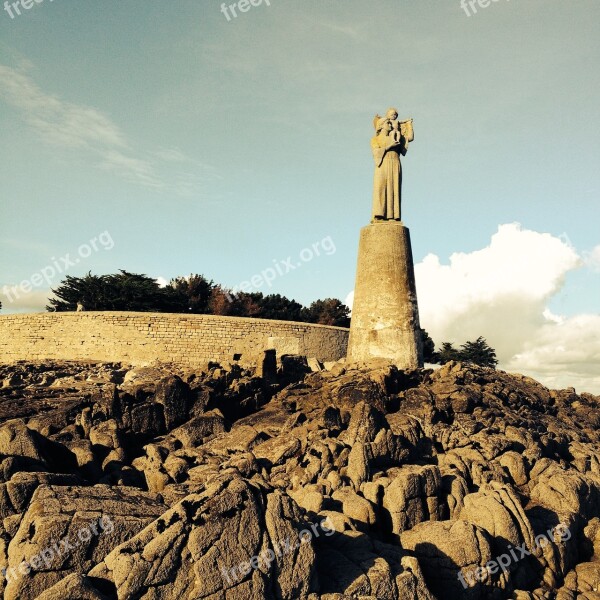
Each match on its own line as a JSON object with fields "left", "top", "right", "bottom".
{"left": 0, "top": 312, "right": 349, "bottom": 367}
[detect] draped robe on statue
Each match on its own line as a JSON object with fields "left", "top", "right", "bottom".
{"left": 371, "top": 133, "right": 402, "bottom": 221}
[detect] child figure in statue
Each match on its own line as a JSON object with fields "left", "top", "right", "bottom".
{"left": 386, "top": 108, "right": 402, "bottom": 143}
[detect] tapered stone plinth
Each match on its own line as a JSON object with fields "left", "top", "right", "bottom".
{"left": 347, "top": 221, "right": 423, "bottom": 369}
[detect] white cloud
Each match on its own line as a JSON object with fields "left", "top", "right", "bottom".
{"left": 412, "top": 223, "right": 600, "bottom": 393}
{"left": 542, "top": 308, "right": 564, "bottom": 324}
{"left": 0, "top": 64, "right": 160, "bottom": 188}
{"left": 0, "top": 289, "right": 49, "bottom": 313}
{"left": 415, "top": 223, "right": 581, "bottom": 360}
{"left": 348, "top": 223, "right": 599, "bottom": 394}
{"left": 504, "top": 314, "right": 600, "bottom": 393}
{"left": 584, "top": 245, "right": 600, "bottom": 272}
{"left": 344, "top": 290, "right": 355, "bottom": 313}
{"left": 0, "top": 63, "right": 216, "bottom": 194}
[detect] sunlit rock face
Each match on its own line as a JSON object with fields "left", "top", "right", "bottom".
{"left": 1, "top": 359, "right": 599, "bottom": 599}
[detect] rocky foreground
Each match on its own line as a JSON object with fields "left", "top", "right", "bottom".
{"left": 0, "top": 358, "right": 600, "bottom": 600}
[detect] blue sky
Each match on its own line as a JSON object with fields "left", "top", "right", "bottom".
{"left": 1, "top": 0, "right": 599, "bottom": 389}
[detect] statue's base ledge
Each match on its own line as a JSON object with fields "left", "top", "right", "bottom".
{"left": 348, "top": 326, "right": 422, "bottom": 370}
{"left": 346, "top": 352, "right": 421, "bottom": 371}
{"left": 370, "top": 218, "right": 405, "bottom": 225}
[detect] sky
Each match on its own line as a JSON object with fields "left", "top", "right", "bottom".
{"left": 0, "top": 0, "right": 599, "bottom": 391}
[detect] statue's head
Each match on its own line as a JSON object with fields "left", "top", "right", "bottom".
{"left": 375, "top": 117, "right": 391, "bottom": 134}
{"left": 386, "top": 108, "right": 399, "bottom": 121}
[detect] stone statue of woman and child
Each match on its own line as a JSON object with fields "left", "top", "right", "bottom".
{"left": 371, "top": 108, "right": 414, "bottom": 222}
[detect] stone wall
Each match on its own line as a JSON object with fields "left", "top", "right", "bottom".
{"left": 0, "top": 312, "right": 349, "bottom": 367}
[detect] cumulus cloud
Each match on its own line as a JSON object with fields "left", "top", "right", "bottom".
{"left": 413, "top": 223, "right": 599, "bottom": 393}
{"left": 0, "top": 289, "right": 49, "bottom": 313}
{"left": 504, "top": 314, "right": 600, "bottom": 393}
{"left": 347, "top": 223, "right": 599, "bottom": 394}
{"left": 415, "top": 223, "right": 581, "bottom": 360}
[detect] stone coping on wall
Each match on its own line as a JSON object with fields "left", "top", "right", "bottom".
{"left": 0, "top": 311, "right": 349, "bottom": 330}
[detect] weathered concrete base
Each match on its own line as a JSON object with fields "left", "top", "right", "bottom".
{"left": 347, "top": 221, "right": 423, "bottom": 369}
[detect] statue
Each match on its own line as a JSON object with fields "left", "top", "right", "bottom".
{"left": 371, "top": 108, "right": 414, "bottom": 221}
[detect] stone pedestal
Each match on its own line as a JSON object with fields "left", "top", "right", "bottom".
{"left": 347, "top": 221, "right": 423, "bottom": 369}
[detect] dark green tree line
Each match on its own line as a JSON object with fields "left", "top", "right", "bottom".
{"left": 47, "top": 271, "right": 350, "bottom": 326}
{"left": 433, "top": 336, "right": 498, "bottom": 369}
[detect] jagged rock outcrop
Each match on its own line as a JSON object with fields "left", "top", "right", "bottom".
{"left": 3, "top": 484, "right": 166, "bottom": 600}
{"left": 0, "top": 358, "right": 599, "bottom": 599}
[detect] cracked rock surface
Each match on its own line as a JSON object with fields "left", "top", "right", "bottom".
{"left": 0, "top": 359, "right": 599, "bottom": 599}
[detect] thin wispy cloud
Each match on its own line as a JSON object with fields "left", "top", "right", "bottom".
{"left": 319, "top": 22, "right": 362, "bottom": 39}
{"left": 0, "top": 63, "right": 159, "bottom": 187}
{"left": 154, "top": 147, "right": 192, "bottom": 163}
{"left": 153, "top": 146, "right": 217, "bottom": 173}
{"left": 584, "top": 245, "right": 600, "bottom": 272}
{"left": 99, "top": 150, "right": 162, "bottom": 189}
{"left": 0, "top": 63, "right": 215, "bottom": 194}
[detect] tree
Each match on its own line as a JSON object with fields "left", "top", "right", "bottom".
{"left": 105, "top": 271, "right": 181, "bottom": 312}
{"left": 46, "top": 271, "right": 353, "bottom": 327}
{"left": 207, "top": 286, "right": 236, "bottom": 316}
{"left": 304, "top": 298, "right": 351, "bottom": 327}
{"left": 47, "top": 270, "right": 180, "bottom": 312}
{"left": 207, "top": 288, "right": 263, "bottom": 318}
{"left": 420, "top": 329, "right": 437, "bottom": 363}
{"left": 460, "top": 336, "right": 498, "bottom": 368}
{"left": 254, "top": 294, "right": 305, "bottom": 322}
{"left": 47, "top": 272, "right": 105, "bottom": 312}
{"left": 437, "top": 342, "right": 462, "bottom": 365}
{"left": 169, "top": 274, "right": 214, "bottom": 313}
{"left": 434, "top": 337, "right": 498, "bottom": 369}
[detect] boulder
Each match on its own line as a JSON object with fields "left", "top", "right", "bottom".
{"left": 382, "top": 465, "right": 443, "bottom": 538}
{"left": 171, "top": 410, "right": 226, "bottom": 447}
{"left": 33, "top": 574, "right": 109, "bottom": 600}
{"left": 0, "top": 420, "right": 47, "bottom": 467}
{"left": 4, "top": 485, "right": 166, "bottom": 600}
{"left": 401, "top": 520, "right": 496, "bottom": 599}
{"left": 316, "top": 528, "right": 435, "bottom": 599}
{"left": 339, "top": 402, "right": 388, "bottom": 446}
{"left": 87, "top": 475, "right": 319, "bottom": 599}
{"left": 154, "top": 375, "right": 192, "bottom": 431}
